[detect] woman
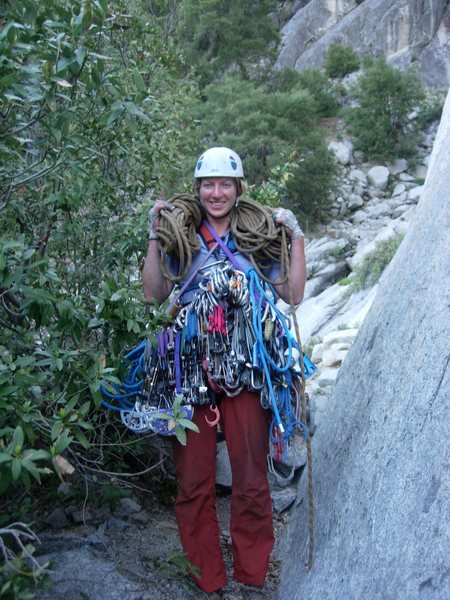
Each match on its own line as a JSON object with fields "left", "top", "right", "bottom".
{"left": 142, "top": 147, "right": 307, "bottom": 594}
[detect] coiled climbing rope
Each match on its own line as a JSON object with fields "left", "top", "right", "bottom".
{"left": 156, "top": 194, "right": 288, "bottom": 284}
{"left": 152, "top": 193, "right": 314, "bottom": 569}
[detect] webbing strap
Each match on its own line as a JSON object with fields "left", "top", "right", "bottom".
{"left": 165, "top": 240, "right": 218, "bottom": 313}
{"left": 199, "top": 222, "right": 217, "bottom": 250}
{"left": 202, "top": 220, "right": 244, "bottom": 272}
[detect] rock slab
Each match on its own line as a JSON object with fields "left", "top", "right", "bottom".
{"left": 277, "top": 90, "right": 450, "bottom": 599}
{"left": 276, "top": 0, "right": 450, "bottom": 89}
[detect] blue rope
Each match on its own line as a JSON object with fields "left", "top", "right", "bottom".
{"left": 100, "top": 340, "right": 148, "bottom": 412}
{"left": 248, "top": 270, "right": 285, "bottom": 431}
{"left": 247, "top": 268, "right": 312, "bottom": 451}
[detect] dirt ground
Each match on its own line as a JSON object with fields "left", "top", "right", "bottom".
{"left": 34, "top": 468, "right": 293, "bottom": 600}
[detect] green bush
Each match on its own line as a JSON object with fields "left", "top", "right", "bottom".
{"left": 297, "top": 69, "right": 339, "bottom": 117}
{"left": 284, "top": 131, "right": 340, "bottom": 226}
{"left": 325, "top": 43, "right": 360, "bottom": 78}
{"left": 0, "top": 2, "right": 197, "bottom": 592}
{"left": 267, "top": 68, "right": 339, "bottom": 117}
{"left": 346, "top": 58, "right": 425, "bottom": 160}
{"left": 266, "top": 67, "right": 305, "bottom": 92}
{"left": 349, "top": 234, "right": 404, "bottom": 293}
{"left": 416, "top": 93, "right": 445, "bottom": 128}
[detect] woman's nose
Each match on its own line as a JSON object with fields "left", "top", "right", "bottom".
{"left": 211, "top": 184, "right": 222, "bottom": 197}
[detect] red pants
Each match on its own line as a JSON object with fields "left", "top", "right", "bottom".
{"left": 171, "top": 390, "right": 274, "bottom": 593}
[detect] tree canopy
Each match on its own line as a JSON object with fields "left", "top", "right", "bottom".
{"left": 175, "top": 0, "right": 280, "bottom": 85}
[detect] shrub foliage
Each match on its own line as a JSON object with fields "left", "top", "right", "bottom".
{"left": 346, "top": 58, "right": 425, "bottom": 160}
{"left": 325, "top": 43, "right": 360, "bottom": 78}
{"left": 0, "top": 0, "right": 196, "bottom": 543}
{"left": 349, "top": 234, "right": 405, "bottom": 293}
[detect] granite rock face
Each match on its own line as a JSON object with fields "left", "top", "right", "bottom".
{"left": 276, "top": 0, "right": 450, "bottom": 88}
{"left": 277, "top": 90, "right": 450, "bottom": 599}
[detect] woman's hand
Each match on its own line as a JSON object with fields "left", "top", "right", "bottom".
{"left": 272, "top": 207, "right": 304, "bottom": 240}
{"left": 148, "top": 200, "right": 174, "bottom": 240}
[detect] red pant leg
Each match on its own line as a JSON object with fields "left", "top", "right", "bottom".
{"left": 171, "top": 404, "right": 227, "bottom": 593}
{"left": 220, "top": 390, "right": 274, "bottom": 586}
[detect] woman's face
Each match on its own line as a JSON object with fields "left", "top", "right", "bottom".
{"left": 199, "top": 177, "right": 238, "bottom": 221}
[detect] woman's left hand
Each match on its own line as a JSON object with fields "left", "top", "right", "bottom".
{"left": 272, "top": 208, "right": 304, "bottom": 240}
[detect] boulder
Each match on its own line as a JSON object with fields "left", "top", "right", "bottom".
{"left": 399, "top": 171, "right": 416, "bottom": 182}
{"left": 367, "top": 201, "right": 392, "bottom": 219}
{"left": 316, "top": 367, "right": 339, "bottom": 387}
{"left": 413, "top": 164, "right": 428, "bottom": 180}
{"left": 348, "top": 168, "right": 368, "bottom": 186}
{"left": 408, "top": 185, "right": 424, "bottom": 202}
{"left": 347, "top": 193, "right": 364, "bottom": 210}
{"left": 387, "top": 158, "right": 408, "bottom": 175}
{"left": 351, "top": 209, "right": 367, "bottom": 224}
{"left": 216, "top": 440, "right": 232, "bottom": 488}
{"left": 271, "top": 488, "right": 297, "bottom": 514}
{"left": 311, "top": 342, "right": 324, "bottom": 364}
{"left": 322, "top": 329, "right": 359, "bottom": 350}
{"left": 367, "top": 165, "right": 390, "bottom": 190}
{"left": 321, "top": 348, "right": 347, "bottom": 368}
{"left": 303, "top": 260, "right": 349, "bottom": 301}
{"left": 392, "top": 182, "right": 406, "bottom": 196}
{"left": 392, "top": 204, "right": 410, "bottom": 218}
{"left": 277, "top": 90, "right": 450, "bottom": 600}
{"left": 328, "top": 140, "right": 353, "bottom": 165}
{"left": 305, "top": 237, "right": 350, "bottom": 269}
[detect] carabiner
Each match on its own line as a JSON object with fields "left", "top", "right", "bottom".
{"left": 205, "top": 405, "right": 220, "bottom": 426}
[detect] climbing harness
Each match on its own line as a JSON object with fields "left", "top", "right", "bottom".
{"left": 101, "top": 194, "right": 317, "bottom": 568}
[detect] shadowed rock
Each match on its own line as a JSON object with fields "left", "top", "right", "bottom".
{"left": 277, "top": 90, "right": 450, "bottom": 599}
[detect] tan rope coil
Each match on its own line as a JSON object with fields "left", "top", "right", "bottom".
{"left": 155, "top": 194, "right": 287, "bottom": 283}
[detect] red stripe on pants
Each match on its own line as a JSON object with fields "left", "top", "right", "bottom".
{"left": 171, "top": 390, "right": 274, "bottom": 593}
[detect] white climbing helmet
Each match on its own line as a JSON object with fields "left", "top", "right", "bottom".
{"left": 194, "top": 147, "right": 244, "bottom": 179}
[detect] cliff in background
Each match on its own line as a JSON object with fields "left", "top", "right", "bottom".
{"left": 276, "top": 89, "right": 450, "bottom": 599}
{"left": 276, "top": 0, "right": 450, "bottom": 89}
